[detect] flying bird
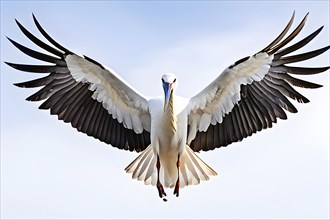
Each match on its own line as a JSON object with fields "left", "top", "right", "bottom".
{"left": 5, "top": 13, "right": 329, "bottom": 201}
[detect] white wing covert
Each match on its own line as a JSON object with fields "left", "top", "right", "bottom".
{"left": 6, "top": 14, "right": 151, "bottom": 152}
{"left": 186, "top": 13, "right": 330, "bottom": 152}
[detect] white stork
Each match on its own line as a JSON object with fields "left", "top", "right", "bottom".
{"left": 6, "top": 13, "right": 329, "bottom": 201}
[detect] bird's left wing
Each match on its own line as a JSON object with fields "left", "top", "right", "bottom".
{"left": 5, "top": 15, "right": 151, "bottom": 152}
{"left": 186, "top": 13, "right": 329, "bottom": 152}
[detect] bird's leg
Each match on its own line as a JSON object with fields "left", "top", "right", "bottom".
{"left": 156, "top": 155, "right": 167, "bottom": 201}
{"left": 173, "top": 155, "right": 180, "bottom": 197}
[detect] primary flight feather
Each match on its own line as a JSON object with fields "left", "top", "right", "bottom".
{"left": 6, "top": 12, "right": 329, "bottom": 201}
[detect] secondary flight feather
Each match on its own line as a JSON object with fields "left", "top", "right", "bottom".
{"left": 5, "top": 12, "right": 329, "bottom": 201}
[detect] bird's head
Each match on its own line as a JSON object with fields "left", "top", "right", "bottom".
{"left": 162, "top": 73, "right": 177, "bottom": 110}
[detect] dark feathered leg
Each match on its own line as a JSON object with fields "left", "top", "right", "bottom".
{"left": 156, "top": 155, "right": 167, "bottom": 201}
{"left": 173, "top": 155, "right": 180, "bottom": 197}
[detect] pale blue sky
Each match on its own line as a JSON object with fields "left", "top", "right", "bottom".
{"left": 1, "top": 1, "right": 329, "bottom": 219}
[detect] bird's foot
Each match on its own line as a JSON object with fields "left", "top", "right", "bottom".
{"left": 157, "top": 181, "right": 167, "bottom": 201}
{"left": 173, "top": 179, "right": 180, "bottom": 197}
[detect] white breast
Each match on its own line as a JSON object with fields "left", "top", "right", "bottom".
{"left": 148, "top": 96, "right": 189, "bottom": 153}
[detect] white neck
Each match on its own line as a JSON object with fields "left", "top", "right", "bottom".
{"left": 163, "top": 92, "right": 177, "bottom": 134}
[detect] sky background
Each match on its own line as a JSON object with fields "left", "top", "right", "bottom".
{"left": 1, "top": 1, "right": 329, "bottom": 219}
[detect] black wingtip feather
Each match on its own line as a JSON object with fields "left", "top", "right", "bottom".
{"left": 13, "top": 82, "right": 26, "bottom": 88}
{"left": 32, "top": 14, "right": 73, "bottom": 55}
{"left": 268, "top": 13, "right": 309, "bottom": 54}
{"left": 275, "top": 26, "right": 325, "bottom": 58}
{"left": 15, "top": 17, "right": 65, "bottom": 58}
{"left": 4, "top": 61, "right": 17, "bottom": 69}
{"left": 15, "top": 19, "right": 25, "bottom": 32}
{"left": 260, "top": 12, "right": 295, "bottom": 53}
{"left": 6, "top": 37, "right": 20, "bottom": 49}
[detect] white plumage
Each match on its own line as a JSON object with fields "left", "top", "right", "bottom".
{"left": 6, "top": 12, "right": 329, "bottom": 201}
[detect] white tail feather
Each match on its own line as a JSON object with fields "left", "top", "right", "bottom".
{"left": 125, "top": 145, "right": 217, "bottom": 188}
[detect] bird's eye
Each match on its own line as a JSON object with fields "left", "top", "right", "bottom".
{"left": 162, "top": 78, "right": 165, "bottom": 83}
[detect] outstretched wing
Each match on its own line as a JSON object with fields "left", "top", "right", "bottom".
{"left": 186, "top": 13, "right": 329, "bottom": 152}
{"left": 6, "top": 14, "right": 151, "bottom": 152}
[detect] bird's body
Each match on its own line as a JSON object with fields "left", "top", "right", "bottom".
{"left": 150, "top": 95, "right": 187, "bottom": 160}
{"left": 5, "top": 12, "right": 329, "bottom": 201}
{"left": 126, "top": 85, "right": 216, "bottom": 195}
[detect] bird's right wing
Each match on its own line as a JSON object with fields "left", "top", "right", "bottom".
{"left": 6, "top": 15, "right": 151, "bottom": 152}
